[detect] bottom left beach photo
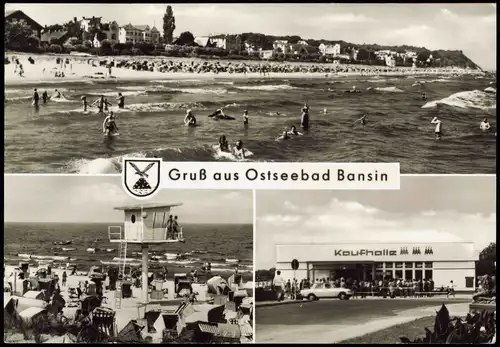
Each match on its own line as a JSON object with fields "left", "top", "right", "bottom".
{"left": 3, "top": 175, "right": 254, "bottom": 344}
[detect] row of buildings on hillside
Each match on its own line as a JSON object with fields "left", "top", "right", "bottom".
{"left": 5, "top": 10, "right": 161, "bottom": 48}
{"left": 6, "top": 9, "right": 429, "bottom": 67}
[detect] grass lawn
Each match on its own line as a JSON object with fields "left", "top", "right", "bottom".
{"left": 339, "top": 316, "right": 436, "bottom": 344}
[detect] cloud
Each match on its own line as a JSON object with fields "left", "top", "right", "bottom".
{"left": 256, "top": 197, "right": 496, "bottom": 269}
{"left": 69, "top": 183, "right": 126, "bottom": 206}
{"left": 320, "top": 13, "right": 376, "bottom": 23}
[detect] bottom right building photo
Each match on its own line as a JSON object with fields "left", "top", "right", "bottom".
{"left": 254, "top": 175, "right": 496, "bottom": 344}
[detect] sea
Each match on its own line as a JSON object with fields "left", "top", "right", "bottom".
{"left": 4, "top": 74, "right": 496, "bottom": 174}
{"left": 3, "top": 222, "right": 253, "bottom": 275}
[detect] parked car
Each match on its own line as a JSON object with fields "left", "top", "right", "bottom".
{"left": 300, "top": 283, "right": 352, "bottom": 301}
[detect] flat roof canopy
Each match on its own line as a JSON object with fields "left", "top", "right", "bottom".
{"left": 114, "top": 202, "right": 183, "bottom": 211}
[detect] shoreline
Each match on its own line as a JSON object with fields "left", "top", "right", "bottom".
{"left": 5, "top": 52, "right": 486, "bottom": 87}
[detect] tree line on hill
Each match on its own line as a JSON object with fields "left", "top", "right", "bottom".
{"left": 5, "top": 20, "right": 479, "bottom": 69}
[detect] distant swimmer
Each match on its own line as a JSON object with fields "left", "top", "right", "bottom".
{"left": 209, "top": 107, "right": 225, "bottom": 118}
{"left": 301, "top": 104, "right": 310, "bottom": 130}
{"left": 81, "top": 96, "right": 88, "bottom": 112}
{"left": 102, "top": 112, "right": 119, "bottom": 136}
{"left": 32, "top": 88, "right": 39, "bottom": 107}
{"left": 276, "top": 129, "right": 291, "bottom": 141}
{"left": 243, "top": 110, "right": 249, "bottom": 126}
{"left": 184, "top": 109, "right": 197, "bottom": 126}
{"left": 209, "top": 107, "right": 234, "bottom": 120}
{"left": 92, "top": 96, "right": 106, "bottom": 113}
{"left": 103, "top": 98, "right": 112, "bottom": 111}
{"left": 52, "top": 89, "right": 62, "bottom": 99}
{"left": 421, "top": 92, "right": 427, "bottom": 100}
{"left": 354, "top": 114, "right": 367, "bottom": 126}
{"left": 287, "top": 125, "right": 302, "bottom": 136}
{"left": 219, "top": 135, "right": 229, "bottom": 152}
{"left": 345, "top": 86, "right": 361, "bottom": 93}
{"left": 42, "top": 91, "right": 48, "bottom": 104}
{"left": 323, "top": 108, "right": 327, "bottom": 115}
{"left": 233, "top": 140, "right": 246, "bottom": 159}
{"left": 480, "top": 118, "right": 491, "bottom": 131}
{"left": 116, "top": 92, "right": 125, "bottom": 109}
{"left": 431, "top": 116, "right": 442, "bottom": 140}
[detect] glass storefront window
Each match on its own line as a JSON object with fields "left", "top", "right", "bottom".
{"left": 375, "top": 270, "right": 384, "bottom": 280}
{"left": 424, "top": 262, "right": 433, "bottom": 268}
{"left": 404, "top": 262, "right": 413, "bottom": 268}
{"left": 415, "top": 269, "right": 423, "bottom": 280}
{"left": 415, "top": 262, "right": 423, "bottom": 268}
{"left": 425, "top": 270, "right": 433, "bottom": 280}
{"left": 375, "top": 262, "right": 383, "bottom": 269}
{"left": 405, "top": 270, "right": 413, "bottom": 280}
{"left": 395, "top": 262, "right": 403, "bottom": 268}
{"left": 385, "top": 262, "right": 394, "bottom": 269}
{"left": 395, "top": 270, "right": 403, "bottom": 279}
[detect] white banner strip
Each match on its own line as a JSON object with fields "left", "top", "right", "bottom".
{"left": 160, "top": 162, "right": 400, "bottom": 190}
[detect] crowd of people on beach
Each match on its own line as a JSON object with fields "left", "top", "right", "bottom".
{"left": 108, "top": 57, "right": 481, "bottom": 76}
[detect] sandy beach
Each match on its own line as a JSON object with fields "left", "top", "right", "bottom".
{"left": 4, "top": 52, "right": 484, "bottom": 87}
{"left": 4, "top": 264, "right": 253, "bottom": 337}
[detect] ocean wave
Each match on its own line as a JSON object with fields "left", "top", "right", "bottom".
{"left": 367, "top": 79, "right": 388, "bottom": 83}
{"left": 70, "top": 143, "right": 256, "bottom": 174}
{"left": 118, "top": 101, "right": 206, "bottom": 113}
{"left": 422, "top": 89, "right": 496, "bottom": 111}
{"left": 169, "top": 87, "right": 229, "bottom": 95}
{"left": 235, "top": 84, "right": 297, "bottom": 91}
{"left": 374, "top": 86, "right": 404, "bottom": 93}
{"left": 484, "top": 87, "right": 496, "bottom": 93}
{"left": 5, "top": 95, "right": 32, "bottom": 102}
{"left": 87, "top": 90, "right": 147, "bottom": 97}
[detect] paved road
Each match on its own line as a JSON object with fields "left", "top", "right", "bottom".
{"left": 256, "top": 298, "right": 470, "bottom": 343}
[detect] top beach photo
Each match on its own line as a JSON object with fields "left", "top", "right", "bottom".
{"left": 4, "top": 3, "right": 496, "bottom": 174}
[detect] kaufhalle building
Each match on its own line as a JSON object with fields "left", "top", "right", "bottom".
{"left": 275, "top": 242, "right": 478, "bottom": 291}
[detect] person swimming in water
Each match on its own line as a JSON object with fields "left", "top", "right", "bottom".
{"left": 209, "top": 107, "right": 226, "bottom": 119}
{"left": 288, "top": 125, "right": 301, "bottom": 136}
{"left": 92, "top": 96, "right": 106, "bottom": 113}
{"left": 219, "top": 135, "right": 229, "bottom": 152}
{"left": 103, "top": 98, "right": 112, "bottom": 111}
{"left": 277, "top": 129, "right": 290, "bottom": 141}
{"left": 354, "top": 114, "right": 367, "bottom": 126}
{"left": 32, "top": 88, "right": 39, "bottom": 107}
{"left": 233, "top": 140, "right": 246, "bottom": 159}
{"left": 431, "top": 116, "right": 442, "bottom": 140}
{"left": 480, "top": 118, "right": 491, "bottom": 131}
{"left": 301, "top": 105, "right": 309, "bottom": 130}
{"left": 422, "top": 92, "right": 427, "bottom": 100}
{"left": 116, "top": 92, "right": 125, "bottom": 109}
{"left": 81, "top": 96, "right": 88, "bottom": 112}
{"left": 243, "top": 110, "right": 249, "bottom": 126}
{"left": 184, "top": 109, "right": 197, "bottom": 126}
{"left": 52, "top": 89, "right": 62, "bottom": 99}
{"left": 42, "top": 91, "right": 48, "bottom": 104}
{"left": 102, "top": 111, "right": 118, "bottom": 136}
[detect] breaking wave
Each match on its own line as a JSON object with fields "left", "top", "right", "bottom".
{"left": 422, "top": 90, "right": 496, "bottom": 111}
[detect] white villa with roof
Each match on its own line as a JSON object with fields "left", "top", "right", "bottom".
{"left": 119, "top": 23, "right": 160, "bottom": 44}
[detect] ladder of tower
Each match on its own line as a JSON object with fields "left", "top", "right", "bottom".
{"left": 119, "top": 241, "right": 128, "bottom": 277}
{"left": 115, "top": 281, "right": 122, "bottom": 309}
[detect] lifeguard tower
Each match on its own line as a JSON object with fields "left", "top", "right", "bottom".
{"left": 108, "top": 203, "right": 184, "bottom": 306}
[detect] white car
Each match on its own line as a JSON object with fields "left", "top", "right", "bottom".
{"left": 300, "top": 283, "right": 352, "bottom": 301}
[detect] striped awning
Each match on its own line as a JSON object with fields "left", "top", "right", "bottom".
{"left": 198, "top": 323, "right": 218, "bottom": 334}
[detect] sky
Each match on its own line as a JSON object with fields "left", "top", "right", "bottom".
{"left": 6, "top": 3, "right": 496, "bottom": 70}
{"left": 256, "top": 176, "right": 496, "bottom": 269}
{"left": 4, "top": 175, "right": 253, "bottom": 224}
